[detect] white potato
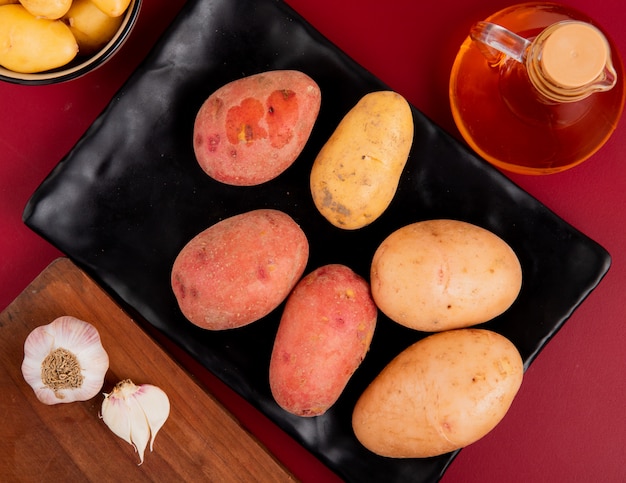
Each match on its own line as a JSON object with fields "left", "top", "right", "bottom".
{"left": 371, "top": 219, "right": 522, "bottom": 331}
{"left": 352, "top": 328, "right": 524, "bottom": 458}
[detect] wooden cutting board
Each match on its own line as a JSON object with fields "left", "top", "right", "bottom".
{"left": 0, "top": 258, "right": 294, "bottom": 482}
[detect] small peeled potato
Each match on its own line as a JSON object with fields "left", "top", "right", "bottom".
{"left": 371, "top": 219, "right": 522, "bottom": 332}
{"left": 269, "top": 264, "right": 377, "bottom": 417}
{"left": 171, "top": 209, "right": 309, "bottom": 331}
{"left": 0, "top": 5, "right": 78, "bottom": 73}
{"left": 352, "top": 329, "right": 524, "bottom": 458}
{"left": 63, "top": 0, "right": 124, "bottom": 55}
{"left": 19, "top": 0, "right": 72, "bottom": 19}
{"left": 310, "top": 91, "right": 413, "bottom": 230}
{"left": 91, "top": 0, "right": 130, "bottom": 17}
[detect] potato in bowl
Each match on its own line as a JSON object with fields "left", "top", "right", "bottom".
{"left": 0, "top": 0, "right": 139, "bottom": 84}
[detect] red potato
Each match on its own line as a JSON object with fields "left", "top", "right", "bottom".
{"left": 171, "top": 209, "right": 309, "bottom": 330}
{"left": 270, "top": 264, "right": 377, "bottom": 417}
{"left": 193, "top": 70, "right": 321, "bottom": 186}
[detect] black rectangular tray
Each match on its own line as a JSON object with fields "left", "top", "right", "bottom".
{"left": 23, "top": 0, "right": 611, "bottom": 480}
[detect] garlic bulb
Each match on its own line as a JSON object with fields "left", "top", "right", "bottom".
{"left": 101, "top": 379, "right": 170, "bottom": 464}
{"left": 21, "top": 316, "right": 109, "bottom": 405}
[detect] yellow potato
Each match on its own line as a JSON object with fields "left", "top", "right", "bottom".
{"left": 0, "top": 1, "right": 19, "bottom": 6}
{"left": 19, "top": 0, "right": 72, "bottom": 19}
{"left": 0, "top": 5, "right": 78, "bottom": 73}
{"left": 371, "top": 219, "right": 522, "bottom": 331}
{"left": 310, "top": 91, "right": 413, "bottom": 230}
{"left": 91, "top": 0, "right": 130, "bottom": 17}
{"left": 63, "top": 0, "right": 124, "bottom": 55}
{"left": 352, "top": 329, "right": 524, "bottom": 458}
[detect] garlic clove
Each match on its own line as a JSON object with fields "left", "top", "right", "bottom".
{"left": 21, "top": 316, "right": 109, "bottom": 405}
{"left": 22, "top": 325, "right": 55, "bottom": 362}
{"left": 133, "top": 384, "right": 170, "bottom": 451}
{"left": 101, "top": 379, "right": 170, "bottom": 465}
{"left": 125, "top": 392, "right": 152, "bottom": 464}
{"left": 21, "top": 333, "right": 50, "bottom": 387}
{"left": 52, "top": 315, "right": 101, "bottom": 353}
{"left": 101, "top": 389, "right": 133, "bottom": 446}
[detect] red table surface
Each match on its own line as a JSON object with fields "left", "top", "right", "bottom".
{"left": 2, "top": 1, "right": 625, "bottom": 481}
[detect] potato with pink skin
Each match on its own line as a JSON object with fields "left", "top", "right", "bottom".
{"left": 270, "top": 264, "right": 377, "bottom": 417}
{"left": 193, "top": 70, "right": 321, "bottom": 186}
{"left": 171, "top": 209, "right": 309, "bottom": 330}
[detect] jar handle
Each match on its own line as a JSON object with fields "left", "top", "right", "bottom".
{"left": 470, "top": 21, "right": 531, "bottom": 65}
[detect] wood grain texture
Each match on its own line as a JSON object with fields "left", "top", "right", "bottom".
{"left": 0, "top": 258, "right": 294, "bottom": 482}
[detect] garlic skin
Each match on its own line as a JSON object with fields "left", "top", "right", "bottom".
{"left": 21, "top": 316, "right": 109, "bottom": 405}
{"left": 101, "top": 379, "right": 170, "bottom": 464}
